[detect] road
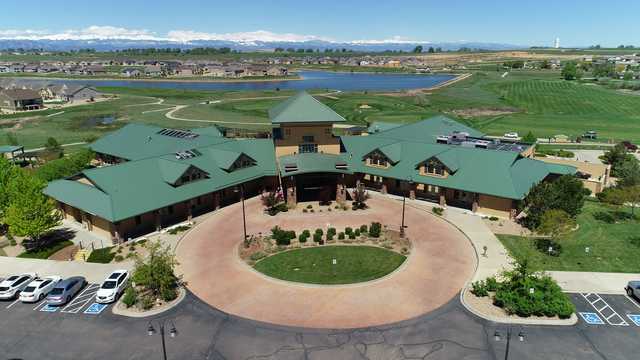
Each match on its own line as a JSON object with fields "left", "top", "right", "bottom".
{"left": 1, "top": 290, "right": 638, "bottom": 359}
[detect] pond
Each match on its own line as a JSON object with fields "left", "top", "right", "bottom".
{"left": 41, "top": 71, "right": 457, "bottom": 92}
{"left": 82, "top": 115, "right": 116, "bottom": 128}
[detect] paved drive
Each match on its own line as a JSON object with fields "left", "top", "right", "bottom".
{"left": 176, "top": 195, "right": 476, "bottom": 328}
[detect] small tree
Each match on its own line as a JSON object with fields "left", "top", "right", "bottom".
{"left": 0, "top": 157, "right": 20, "bottom": 224}
{"left": 351, "top": 184, "right": 369, "bottom": 210}
{"left": 536, "top": 209, "right": 576, "bottom": 242}
{"left": 131, "top": 240, "right": 181, "bottom": 302}
{"left": 617, "top": 157, "right": 640, "bottom": 188}
{"left": 561, "top": 62, "right": 578, "bottom": 80}
{"left": 260, "top": 191, "right": 283, "bottom": 216}
{"left": 623, "top": 185, "right": 640, "bottom": 216}
{"left": 4, "top": 170, "right": 62, "bottom": 250}
{"left": 44, "top": 137, "right": 62, "bottom": 153}
{"left": 522, "top": 131, "right": 537, "bottom": 144}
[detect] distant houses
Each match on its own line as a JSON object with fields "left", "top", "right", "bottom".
{"left": 0, "top": 88, "right": 43, "bottom": 111}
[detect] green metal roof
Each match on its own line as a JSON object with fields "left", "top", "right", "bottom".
{"left": 45, "top": 137, "right": 277, "bottom": 222}
{"left": 0, "top": 145, "right": 23, "bottom": 153}
{"left": 269, "top": 91, "right": 346, "bottom": 124}
{"left": 89, "top": 123, "right": 227, "bottom": 161}
{"left": 341, "top": 117, "right": 576, "bottom": 200}
{"left": 279, "top": 153, "right": 352, "bottom": 177}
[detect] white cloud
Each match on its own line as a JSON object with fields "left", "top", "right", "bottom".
{"left": 0, "top": 26, "right": 164, "bottom": 41}
{"left": 167, "top": 30, "right": 332, "bottom": 44}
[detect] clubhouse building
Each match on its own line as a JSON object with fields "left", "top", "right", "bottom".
{"left": 45, "top": 92, "right": 575, "bottom": 243}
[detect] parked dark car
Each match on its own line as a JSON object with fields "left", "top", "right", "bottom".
{"left": 46, "top": 276, "right": 86, "bottom": 306}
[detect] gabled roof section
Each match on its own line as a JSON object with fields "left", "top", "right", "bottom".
{"left": 430, "top": 149, "right": 460, "bottom": 172}
{"left": 207, "top": 148, "right": 250, "bottom": 171}
{"left": 269, "top": 91, "right": 346, "bottom": 124}
{"left": 370, "top": 115, "right": 483, "bottom": 144}
{"left": 279, "top": 153, "right": 352, "bottom": 177}
{"left": 157, "top": 159, "right": 192, "bottom": 184}
{"left": 377, "top": 143, "right": 402, "bottom": 164}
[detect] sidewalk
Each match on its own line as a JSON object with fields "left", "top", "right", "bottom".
{"left": 0, "top": 256, "right": 133, "bottom": 283}
{"left": 381, "top": 193, "right": 638, "bottom": 295}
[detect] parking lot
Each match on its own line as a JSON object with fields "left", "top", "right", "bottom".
{"left": 571, "top": 292, "right": 640, "bottom": 329}
{"left": 0, "top": 281, "right": 111, "bottom": 318}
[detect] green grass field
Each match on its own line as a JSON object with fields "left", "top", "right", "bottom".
{"left": 2, "top": 69, "right": 640, "bottom": 149}
{"left": 253, "top": 245, "right": 406, "bottom": 284}
{"left": 497, "top": 200, "right": 640, "bottom": 273}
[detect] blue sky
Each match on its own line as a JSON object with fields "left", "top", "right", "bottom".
{"left": 1, "top": 0, "right": 639, "bottom": 46}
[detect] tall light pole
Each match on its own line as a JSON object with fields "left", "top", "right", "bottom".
{"left": 400, "top": 177, "right": 413, "bottom": 238}
{"left": 147, "top": 319, "right": 178, "bottom": 360}
{"left": 494, "top": 326, "right": 525, "bottom": 360}
{"left": 235, "top": 185, "right": 247, "bottom": 243}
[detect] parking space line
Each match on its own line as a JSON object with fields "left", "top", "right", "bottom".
{"left": 33, "top": 301, "right": 47, "bottom": 311}
{"left": 624, "top": 296, "right": 640, "bottom": 310}
{"left": 581, "top": 293, "right": 629, "bottom": 326}
{"left": 5, "top": 299, "right": 20, "bottom": 309}
{"left": 60, "top": 284, "right": 99, "bottom": 314}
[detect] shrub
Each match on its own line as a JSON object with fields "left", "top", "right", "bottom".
{"left": 369, "top": 222, "right": 382, "bottom": 238}
{"left": 302, "top": 230, "right": 311, "bottom": 237}
{"left": 140, "top": 295, "right": 154, "bottom": 310}
{"left": 306, "top": 204, "right": 313, "bottom": 209}
{"left": 122, "top": 286, "right": 137, "bottom": 308}
{"left": 271, "top": 226, "right": 295, "bottom": 246}
{"left": 489, "top": 216, "right": 499, "bottom": 222}
{"left": 338, "top": 232, "right": 345, "bottom": 240}
{"left": 86, "top": 246, "right": 115, "bottom": 263}
{"left": 471, "top": 280, "right": 489, "bottom": 297}
{"left": 534, "top": 238, "right": 563, "bottom": 256}
{"left": 298, "top": 233, "right": 308, "bottom": 243}
{"left": 160, "top": 287, "right": 178, "bottom": 302}
{"left": 313, "top": 233, "right": 322, "bottom": 243}
{"left": 327, "top": 233, "right": 334, "bottom": 241}
{"left": 349, "top": 232, "right": 356, "bottom": 240}
{"left": 485, "top": 276, "right": 499, "bottom": 292}
{"left": 432, "top": 207, "right": 444, "bottom": 216}
{"left": 315, "top": 228, "right": 323, "bottom": 236}
{"left": 345, "top": 227, "right": 353, "bottom": 235}
{"left": 327, "top": 227, "right": 336, "bottom": 236}
{"left": 114, "top": 255, "right": 125, "bottom": 262}
{"left": 354, "top": 229, "right": 360, "bottom": 236}
{"left": 303, "top": 208, "right": 308, "bottom": 213}
{"left": 360, "top": 225, "right": 368, "bottom": 233}
{"left": 250, "top": 251, "right": 267, "bottom": 261}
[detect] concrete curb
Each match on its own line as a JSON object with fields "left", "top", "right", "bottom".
{"left": 111, "top": 286, "right": 186, "bottom": 318}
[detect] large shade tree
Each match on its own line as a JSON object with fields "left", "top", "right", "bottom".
{"left": 520, "top": 175, "right": 586, "bottom": 229}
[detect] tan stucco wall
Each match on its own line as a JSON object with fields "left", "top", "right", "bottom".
{"left": 477, "top": 194, "right": 513, "bottom": 218}
{"left": 91, "top": 215, "right": 113, "bottom": 239}
{"left": 534, "top": 156, "right": 609, "bottom": 194}
{"left": 275, "top": 123, "right": 340, "bottom": 157}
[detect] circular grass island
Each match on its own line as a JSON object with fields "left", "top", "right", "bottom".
{"left": 253, "top": 245, "right": 407, "bottom": 285}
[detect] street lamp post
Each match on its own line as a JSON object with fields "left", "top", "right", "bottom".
{"left": 400, "top": 178, "right": 413, "bottom": 238}
{"left": 147, "top": 319, "right": 178, "bottom": 360}
{"left": 235, "top": 185, "right": 247, "bottom": 243}
{"left": 494, "top": 326, "right": 525, "bottom": 360}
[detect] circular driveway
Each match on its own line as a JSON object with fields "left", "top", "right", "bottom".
{"left": 176, "top": 195, "right": 476, "bottom": 328}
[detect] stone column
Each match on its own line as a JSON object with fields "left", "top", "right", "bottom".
{"left": 472, "top": 193, "right": 479, "bottom": 213}
{"left": 155, "top": 211, "right": 162, "bottom": 231}
{"left": 336, "top": 183, "right": 346, "bottom": 203}
{"left": 439, "top": 188, "right": 446, "bottom": 207}
{"left": 286, "top": 186, "right": 297, "bottom": 207}
{"left": 213, "top": 192, "right": 220, "bottom": 210}
{"left": 187, "top": 201, "right": 193, "bottom": 222}
{"left": 381, "top": 183, "right": 388, "bottom": 194}
{"left": 409, "top": 183, "right": 416, "bottom": 200}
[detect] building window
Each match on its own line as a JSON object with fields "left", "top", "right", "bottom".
{"left": 302, "top": 135, "right": 315, "bottom": 143}
{"left": 135, "top": 216, "right": 142, "bottom": 225}
{"left": 425, "top": 159, "right": 445, "bottom": 176}
{"left": 299, "top": 143, "right": 318, "bottom": 153}
{"left": 367, "top": 152, "right": 388, "bottom": 167}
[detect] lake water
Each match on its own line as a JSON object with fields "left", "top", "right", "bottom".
{"left": 42, "top": 71, "right": 456, "bottom": 92}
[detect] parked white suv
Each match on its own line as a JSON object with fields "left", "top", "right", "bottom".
{"left": 0, "top": 273, "right": 37, "bottom": 300}
{"left": 96, "top": 270, "right": 129, "bottom": 304}
{"left": 19, "top": 276, "right": 62, "bottom": 303}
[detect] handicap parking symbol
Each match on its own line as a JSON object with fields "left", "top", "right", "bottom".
{"left": 83, "top": 303, "right": 107, "bottom": 315}
{"left": 579, "top": 312, "right": 605, "bottom": 325}
{"left": 40, "top": 304, "right": 58, "bottom": 312}
{"left": 627, "top": 314, "right": 640, "bottom": 327}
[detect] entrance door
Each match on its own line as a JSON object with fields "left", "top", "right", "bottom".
{"left": 295, "top": 174, "right": 337, "bottom": 202}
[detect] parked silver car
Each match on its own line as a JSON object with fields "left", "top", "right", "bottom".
{"left": 626, "top": 281, "right": 640, "bottom": 299}
{"left": 46, "top": 276, "right": 86, "bottom": 306}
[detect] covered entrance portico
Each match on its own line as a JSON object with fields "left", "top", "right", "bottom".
{"left": 295, "top": 173, "right": 338, "bottom": 202}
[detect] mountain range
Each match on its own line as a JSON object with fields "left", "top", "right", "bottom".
{"left": 0, "top": 39, "right": 525, "bottom": 52}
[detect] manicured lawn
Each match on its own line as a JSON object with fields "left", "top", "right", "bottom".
{"left": 17, "top": 240, "right": 74, "bottom": 260}
{"left": 253, "top": 245, "right": 406, "bottom": 285}
{"left": 86, "top": 246, "right": 115, "bottom": 263}
{"left": 497, "top": 200, "right": 640, "bottom": 273}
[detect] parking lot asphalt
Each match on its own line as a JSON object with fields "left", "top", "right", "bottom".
{"left": 1, "top": 289, "right": 639, "bottom": 360}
